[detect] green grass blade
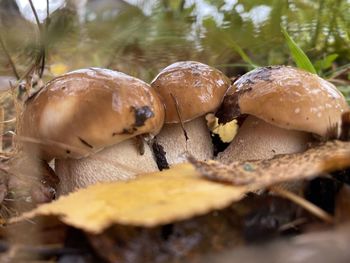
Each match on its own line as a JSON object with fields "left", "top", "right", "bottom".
{"left": 227, "top": 39, "right": 258, "bottom": 69}
{"left": 281, "top": 27, "right": 317, "bottom": 74}
{"left": 217, "top": 28, "right": 258, "bottom": 69}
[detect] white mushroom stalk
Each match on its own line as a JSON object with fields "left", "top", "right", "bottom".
{"left": 155, "top": 117, "right": 213, "bottom": 165}
{"left": 216, "top": 66, "right": 349, "bottom": 163}
{"left": 218, "top": 116, "right": 312, "bottom": 163}
{"left": 151, "top": 61, "right": 231, "bottom": 166}
{"left": 55, "top": 139, "right": 158, "bottom": 195}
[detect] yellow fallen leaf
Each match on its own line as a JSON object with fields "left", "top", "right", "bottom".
{"left": 14, "top": 164, "right": 249, "bottom": 233}
{"left": 190, "top": 140, "right": 350, "bottom": 187}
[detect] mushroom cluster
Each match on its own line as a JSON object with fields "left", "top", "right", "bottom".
{"left": 18, "top": 64, "right": 349, "bottom": 196}
{"left": 18, "top": 63, "right": 230, "bottom": 195}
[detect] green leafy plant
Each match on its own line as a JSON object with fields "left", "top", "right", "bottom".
{"left": 314, "top": 54, "right": 338, "bottom": 75}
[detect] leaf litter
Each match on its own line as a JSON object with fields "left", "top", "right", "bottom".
{"left": 13, "top": 164, "right": 249, "bottom": 233}
{"left": 190, "top": 140, "right": 350, "bottom": 187}
{"left": 12, "top": 140, "right": 350, "bottom": 234}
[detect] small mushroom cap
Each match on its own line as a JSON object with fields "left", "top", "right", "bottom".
{"left": 19, "top": 68, "right": 165, "bottom": 160}
{"left": 217, "top": 66, "right": 349, "bottom": 138}
{"left": 151, "top": 61, "right": 231, "bottom": 123}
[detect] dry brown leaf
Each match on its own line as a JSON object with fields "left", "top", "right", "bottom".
{"left": 190, "top": 140, "right": 350, "bottom": 187}
{"left": 13, "top": 164, "right": 249, "bottom": 233}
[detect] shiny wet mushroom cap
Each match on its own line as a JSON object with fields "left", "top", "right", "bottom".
{"left": 151, "top": 61, "right": 231, "bottom": 123}
{"left": 19, "top": 68, "right": 164, "bottom": 161}
{"left": 216, "top": 66, "right": 349, "bottom": 163}
{"left": 217, "top": 65, "right": 349, "bottom": 138}
{"left": 19, "top": 68, "right": 165, "bottom": 195}
{"left": 151, "top": 61, "right": 231, "bottom": 165}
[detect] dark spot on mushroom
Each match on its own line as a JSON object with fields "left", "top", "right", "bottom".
{"left": 152, "top": 139, "right": 169, "bottom": 171}
{"left": 235, "top": 66, "right": 276, "bottom": 87}
{"left": 61, "top": 86, "right": 66, "bottom": 90}
{"left": 245, "top": 79, "right": 254, "bottom": 85}
{"left": 271, "top": 118, "right": 275, "bottom": 121}
{"left": 306, "top": 117, "right": 309, "bottom": 120}
{"left": 132, "top": 106, "right": 154, "bottom": 127}
{"left": 215, "top": 92, "right": 241, "bottom": 124}
{"left": 78, "top": 137, "right": 93, "bottom": 148}
{"left": 66, "top": 150, "right": 71, "bottom": 154}
{"left": 234, "top": 67, "right": 271, "bottom": 87}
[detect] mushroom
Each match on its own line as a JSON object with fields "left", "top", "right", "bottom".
{"left": 150, "top": 61, "right": 231, "bottom": 165}
{"left": 19, "top": 68, "right": 165, "bottom": 195}
{"left": 216, "top": 66, "right": 349, "bottom": 163}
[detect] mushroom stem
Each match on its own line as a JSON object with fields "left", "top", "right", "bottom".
{"left": 155, "top": 117, "right": 213, "bottom": 165}
{"left": 55, "top": 139, "right": 158, "bottom": 195}
{"left": 217, "top": 116, "right": 313, "bottom": 163}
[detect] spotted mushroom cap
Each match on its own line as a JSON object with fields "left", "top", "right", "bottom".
{"left": 216, "top": 66, "right": 349, "bottom": 138}
{"left": 151, "top": 61, "right": 231, "bottom": 123}
{"left": 19, "top": 68, "right": 165, "bottom": 161}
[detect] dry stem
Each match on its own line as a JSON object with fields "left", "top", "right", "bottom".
{"left": 269, "top": 185, "right": 334, "bottom": 224}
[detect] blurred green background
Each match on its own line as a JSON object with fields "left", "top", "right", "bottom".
{"left": 0, "top": 0, "right": 349, "bottom": 88}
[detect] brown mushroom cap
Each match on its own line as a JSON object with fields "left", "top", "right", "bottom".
{"left": 19, "top": 68, "right": 165, "bottom": 160}
{"left": 217, "top": 66, "right": 349, "bottom": 138}
{"left": 151, "top": 61, "right": 231, "bottom": 123}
